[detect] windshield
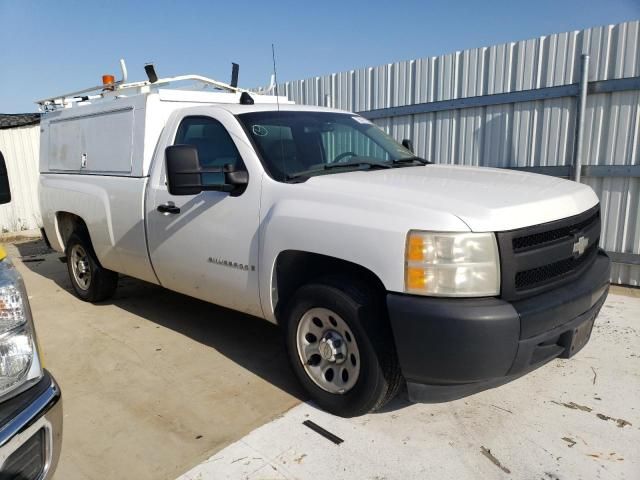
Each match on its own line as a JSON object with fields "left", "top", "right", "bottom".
{"left": 237, "top": 111, "right": 418, "bottom": 181}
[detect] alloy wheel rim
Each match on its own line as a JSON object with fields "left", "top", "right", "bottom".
{"left": 296, "top": 307, "right": 360, "bottom": 394}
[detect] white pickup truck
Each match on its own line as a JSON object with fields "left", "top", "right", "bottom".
{"left": 38, "top": 68, "right": 610, "bottom": 417}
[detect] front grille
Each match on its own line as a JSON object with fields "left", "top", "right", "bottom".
{"left": 497, "top": 204, "right": 601, "bottom": 301}
{"left": 512, "top": 209, "right": 600, "bottom": 251}
{"left": 0, "top": 428, "right": 45, "bottom": 480}
{"left": 515, "top": 243, "right": 598, "bottom": 289}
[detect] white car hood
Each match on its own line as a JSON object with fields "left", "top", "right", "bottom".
{"left": 307, "top": 164, "right": 599, "bottom": 232}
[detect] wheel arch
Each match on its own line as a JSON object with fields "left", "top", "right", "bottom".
{"left": 271, "top": 250, "right": 387, "bottom": 324}
{"left": 55, "top": 212, "right": 91, "bottom": 251}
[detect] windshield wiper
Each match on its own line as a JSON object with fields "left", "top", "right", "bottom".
{"left": 286, "top": 159, "right": 391, "bottom": 181}
{"left": 391, "top": 156, "right": 432, "bottom": 165}
{"left": 324, "top": 160, "right": 392, "bottom": 170}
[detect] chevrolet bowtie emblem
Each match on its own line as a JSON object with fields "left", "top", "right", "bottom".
{"left": 572, "top": 235, "right": 589, "bottom": 257}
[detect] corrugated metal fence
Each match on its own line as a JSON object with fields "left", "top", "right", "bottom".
{"left": 0, "top": 22, "right": 637, "bottom": 285}
{"left": 275, "top": 20, "right": 640, "bottom": 286}
{"left": 0, "top": 125, "right": 41, "bottom": 232}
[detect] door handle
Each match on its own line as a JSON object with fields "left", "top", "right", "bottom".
{"left": 157, "top": 203, "right": 181, "bottom": 214}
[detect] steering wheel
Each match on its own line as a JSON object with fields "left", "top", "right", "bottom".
{"left": 334, "top": 151, "right": 357, "bottom": 163}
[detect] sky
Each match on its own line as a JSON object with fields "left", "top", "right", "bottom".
{"left": 0, "top": 0, "right": 638, "bottom": 113}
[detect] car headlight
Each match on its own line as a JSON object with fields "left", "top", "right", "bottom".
{"left": 0, "top": 257, "right": 43, "bottom": 399}
{"left": 405, "top": 231, "right": 500, "bottom": 297}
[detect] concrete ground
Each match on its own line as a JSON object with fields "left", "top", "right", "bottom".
{"left": 8, "top": 237, "right": 640, "bottom": 479}
{"left": 10, "top": 239, "right": 303, "bottom": 480}
{"left": 179, "top": 290, "right": 640, "bottom": 480}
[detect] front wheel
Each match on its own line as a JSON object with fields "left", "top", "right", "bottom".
{"left": 284, "top": 278, "right": 402, "bottom": 417}
{"left": 66, "top": 233, "right": 118, "bottom": 302}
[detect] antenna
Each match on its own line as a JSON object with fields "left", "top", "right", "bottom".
{"left": 271, "top": 44, "right": 280, "bottom": 110}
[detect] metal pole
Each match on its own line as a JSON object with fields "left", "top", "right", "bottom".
{"left": 573, "top": 54, "right": 590, "bottom": 182}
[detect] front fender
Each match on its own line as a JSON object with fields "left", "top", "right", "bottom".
{"left": 258, "top": 188, "right": 469, "bottom": 321}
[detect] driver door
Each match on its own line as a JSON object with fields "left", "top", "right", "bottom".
{"left": 145, "top": 109, "right": 263, "bottom": 317}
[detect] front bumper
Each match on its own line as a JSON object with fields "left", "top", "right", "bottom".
{"left": 0, "top": 371, "right": 62, "bottom": 479}
{"left": 388, "top": 250, "right": 610, "bottom": 403}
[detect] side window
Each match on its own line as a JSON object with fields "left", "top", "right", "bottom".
{"left": 174, "top": 116, "right": 243, "bottom": 184}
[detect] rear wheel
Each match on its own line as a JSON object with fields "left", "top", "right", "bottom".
{"left": 284, "top": 277, "right": 402, "bottom": 417}
{"left": 66, "top": 233, "right": 118, "bottom": 302}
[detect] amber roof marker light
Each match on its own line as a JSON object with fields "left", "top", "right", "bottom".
{"left": 102, "top": 74, "right": 116, "bottom": 91}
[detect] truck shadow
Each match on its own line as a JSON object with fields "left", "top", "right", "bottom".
{"left": 14, "top": 238, "right": 307, "bottom": 402}
{"left": 15, "top": 238, "right": 411, "bottom": 414}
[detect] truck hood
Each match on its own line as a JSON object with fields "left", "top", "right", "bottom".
{"left": 306, "top": 164, "right": 599, "bottom": 232}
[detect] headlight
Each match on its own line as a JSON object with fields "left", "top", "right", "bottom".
{"left": 0, "top": 258, "right": 43, "bottom": 399}
{"left": 405, "top": 231, "right": 500, "bottom": 297}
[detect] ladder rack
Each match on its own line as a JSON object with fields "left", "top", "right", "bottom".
{"left": 36, "top": 59, "right": 253, "bottom": 111}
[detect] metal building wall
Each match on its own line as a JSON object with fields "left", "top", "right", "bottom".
{"left": 276, "top": 21, "right": 640, "bottom": 286}
{"left": 0, "top": 125, "right": 41, "bottom": 232}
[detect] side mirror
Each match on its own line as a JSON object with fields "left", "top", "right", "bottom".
{"left": 0, "top": 151, "right": 11, "bottom": 205}
{"left": 165, "top": 145, "right": 204, "bottom": 196}
{"left": 165, "top": 145, "right": 248, "bottom": 196}
{"left": 224, "top": 166, "right": 248, "bottom": 187}
{"left": 402, "top": 139, "right": 414, "bottom": 153}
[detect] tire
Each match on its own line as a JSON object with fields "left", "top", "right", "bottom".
{"left": 65, "top": 232, "right": 118, "bottom": 302}
{"left": 284, "top": 276, "right": 403, "bottom": 417}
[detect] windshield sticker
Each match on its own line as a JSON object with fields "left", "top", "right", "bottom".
{"left": 252, "top": 125, "right": 268, "bottom": 136}
{"left": 352, "top": 116, "right": 373, "bottom": 125}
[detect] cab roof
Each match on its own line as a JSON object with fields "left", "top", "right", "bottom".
{"left": 212, "top": 102, "right": 351, "bottom": 116}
